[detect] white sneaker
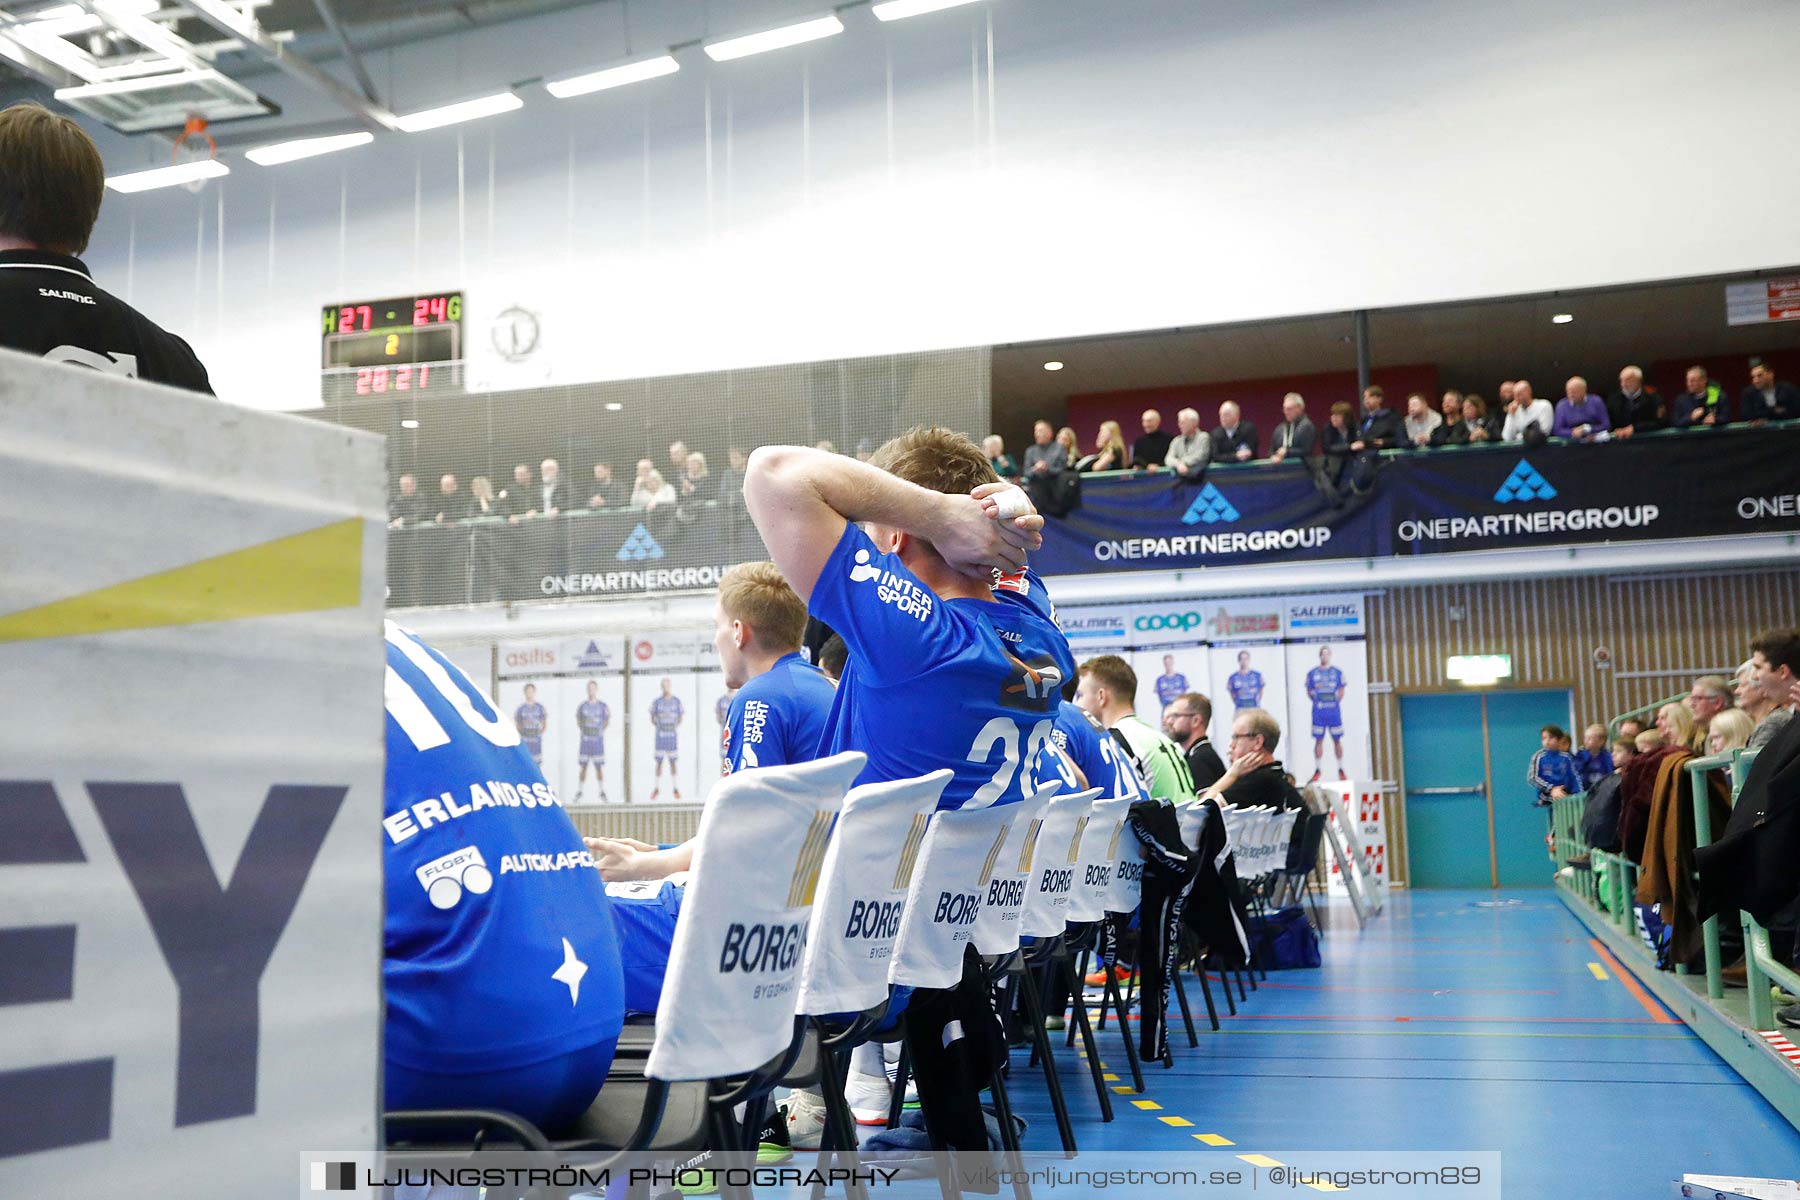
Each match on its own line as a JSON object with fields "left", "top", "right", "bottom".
{"left": 781, "top": 1090, "right": 827, "bottom": 1150}
{"left": 843, "top": 1070, "right": 891, "bottom": 1125}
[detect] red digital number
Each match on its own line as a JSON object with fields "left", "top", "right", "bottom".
{"left": 413, "top": 299, "right": 429, "bottom": 326}
{"left": 372, "top": 367, "right": 389, "bottom": 393}
{"left": 397, "top": 366, "right": 413, "bottom": 390}
{"left": 357, "top": 304, "right": 372, "bottom": 332}
{"left": 340, "top": 307, "right": 355, "bottom": 336}
{"left": 355, "top": 368, "right": 371, "bottom": 395}
{"left": 431, "top": 295, "right": 447, "bottom": 322}
{"left": 419, "top": 364, "right": 431, "bottom": 388}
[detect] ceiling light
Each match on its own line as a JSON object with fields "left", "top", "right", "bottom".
{"left": 871, "top": 0, "right": 987, "bottom": 20}
{"left": 546, "top": 54, "right": 678, "bottom": 99}
{"left": 246, "top": 131, "right": 374, "bottom": 165}
{"left": 604, "top": 402, "right": 624, "bottom": 412}
{"left": 1551, "top": 313, "right": 1574, "bottom": 324}
{"left": 400, "top": 419, "right": 421, "bottom": 429}
{"left": 704, "top": 14, "right": 842, "bottom": 62}
{"left": 393, "top": 90, "right": 523, "bottom": 133}
{"left": 1043, "top": 360, "right": 1064, "bottom": 372}
{"left": 104, "top": 159, "right": 229, "bottom": 193}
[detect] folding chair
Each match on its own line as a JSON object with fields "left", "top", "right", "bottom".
{"left": 1059, "top": 795, "right": 1145, "bottom": 1094}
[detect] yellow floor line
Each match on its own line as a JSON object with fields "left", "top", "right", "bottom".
{"left": 1158, "top": 1116, "right": 1194, "bottom": 1127}
{"left": 1238, "top": 1154, "right": 1282, "bottom": 1168}
{"left": 1130, "top": 1099, "right": 1161, "bottom": 1111}
{"left": 1111, "top": 1085, "right": 1136, "bottom": 1094}
{"left": 1194, "top": 1133, "right": 1234, "bottom": 1146}
{"left": 1587, "top": 962, "right": 1609, "bottom": 980}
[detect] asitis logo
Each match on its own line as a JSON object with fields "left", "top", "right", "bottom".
{"left": 1494, "top": 460, "right": 1557, "bottom": 503}
{"left": 616, "top": 524, "right": 665, "bottom": 561}
{"left": 1181, "top": 483, "right": 1241, "bottom": 525}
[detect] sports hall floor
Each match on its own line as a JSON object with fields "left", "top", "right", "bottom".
{"left": 991, "top": 889, "right": 1800, "bottom": 1197}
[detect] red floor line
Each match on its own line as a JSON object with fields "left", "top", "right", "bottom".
{"left": 1207, "top": 978, "right": 1558, "bottom": 996}
{"left": 1587, "top": 938, "right": 1681, "bottom": 1025}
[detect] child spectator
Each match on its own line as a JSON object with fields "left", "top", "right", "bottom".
{"left": 1528, "top": 723, "right": 1579, "bottom": 807}
{"left": 1576, "top": 738, "right": 1637, "bottom": 855}
{"left": 1573, "top": 723, "right": 1614, "bottom": 791}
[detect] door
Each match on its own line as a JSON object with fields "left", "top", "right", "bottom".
{"left": 1398, "top": 694, "right": 1492, "bottom": 888}
{"left": 1399, "top": 687, "right": 1573, "bottom": 888}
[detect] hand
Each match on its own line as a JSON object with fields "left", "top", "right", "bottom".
{"left": 388, "top": 517, "right": 405, "bottom": 530}
{"left": 584, "top": 836, "right": 663, "bottom": 882}
{"left": 1174, "top": 461, "right": 1189, "bottom": 476}
{"left": 1703, "top": 413, "right": 1716, "bottom": 426}
{"left": 1031, "top": 460, "right": 1048, "bottom": 474}
{"left": 1470, "top": 428, "right": 1489, "bottom": 442}
{"left": 1616, "top": 426, "right": 1633, "bottom": 440}
{"left": 1350, "top": 440, "right": 1366, "bottom": 452}
{"left": 1690, "top": 407, "right": 1705, "bottom": 423}
{"left": 939, "top": 489, "right": 1040, "bottom": 578}
{"left": 1235, "top": 446, "right": 1252, "bottom": 461}
{"left": 1269, "top": 448, "right": 1286, "bottom": 463}
{"left": 1550, "top": 787, "right": 1568, "bottom": 799}
{"left": 1142, "top": 463, "right": 1160, "bottom": 472}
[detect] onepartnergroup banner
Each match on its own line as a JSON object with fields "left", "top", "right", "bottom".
{"left": 1034, "top": 424, "right": 1800, "bottom": 575}
{"left": 301, "top": 1150, "right": 1504, "bottom": 1198}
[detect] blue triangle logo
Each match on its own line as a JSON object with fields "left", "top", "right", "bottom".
{"left": 616, "top": 523, "right": 665, "bottom": 561}
{"left": 1181, "top": 482, "right": 1241, "bottom": 525}
{"left": 1493, "top": 460, "right": 1557, "bottom": 503}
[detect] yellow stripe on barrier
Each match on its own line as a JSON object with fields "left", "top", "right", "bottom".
{"left": 0, "top": 518, "right": 364, "bottom": 643}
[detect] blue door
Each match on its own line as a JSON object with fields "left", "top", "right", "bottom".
{"left": 1398, "top": 688, "right": 1573, "bottom": 888}
{"left": 1398, "top": 693, "right": 1492, "bottom": 888}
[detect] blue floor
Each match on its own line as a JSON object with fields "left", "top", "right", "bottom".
{"left": 1005, "top": 889, "right": 1800, "bottom": 1196}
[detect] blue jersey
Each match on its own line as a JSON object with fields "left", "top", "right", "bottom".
{"left": 1049, "top": 700, "right": 1144, "bottom": 803}
{"left": 575, "top": 699, "right": 610, "bottom": 738}
{"left": 1154, "top": 672, "right": 1189, "bottom": 709}
{"left": 1306, "top": 666, "right": 1345, "bottom": 711}
{"left": 514, "top": 701, "right": 547, "bottom": 742}
{"left": 382, "top": 623, "right": 623, "bottom": 1075}
{"left": 1227, "top": 669, "right": 1264, "bottom": 708}
{"left": 812, "top": 523, "right": 1075, "bottom": 811}
{"left": 723, "top": 652, "right": 835, "bottom": 775}
{"left": 649, "top": 695, "right": 682, "bottom": 751}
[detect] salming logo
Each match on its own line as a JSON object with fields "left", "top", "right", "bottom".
{"left": 786, "top": 812, "right": 834, "bottom": 907}
{"left": 977, "top": 823, "right": 1011, "bottom": 887}
{"left": 1016, "top": 818, "right": 1043, "bottom": 874}
{"left": 1068, "top": 816, "right": 1089, "bottom": 863}
{"left": 893, "top": 813, "right": 930, "bottom": 891}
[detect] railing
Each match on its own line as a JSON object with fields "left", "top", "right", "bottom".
{"left": 566, "top": 803, "right": 704, "bottom": 847}
{"left": 1607, "top": 692, "right": 1688, "bottom": 740}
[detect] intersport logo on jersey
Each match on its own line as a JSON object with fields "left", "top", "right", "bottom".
{"left": 1395, "top": 458, "right": 1659, "bottom": 543}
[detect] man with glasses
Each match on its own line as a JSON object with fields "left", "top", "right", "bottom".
{"left": 1199, "top": 708, "right": 1305, "bottom": 811}
{"left": 1163, "top": 691, "right": 1226, "bottom": 790}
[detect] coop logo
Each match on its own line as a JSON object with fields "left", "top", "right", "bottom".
{"left": 1181, "top": 483, "right": 1241, "bottom": 525}
{"left": 576, "top": 640, "right": 610, "bottom": 669}
{"left": 616, "top": 524, "right": 664, "bottom": 562}
{"left": 1493, "top": 459, "right": 1558, "bottom": 503}
{"left": 1134, "top": 609, "right": 1204, "bottom": 633}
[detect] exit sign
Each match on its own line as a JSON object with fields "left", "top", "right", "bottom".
{"left": 1447, "top": 654, "right": 1512, "bottom": 685}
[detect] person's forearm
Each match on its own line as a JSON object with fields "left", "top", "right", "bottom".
{"left": 748, "top": 445, "right": 954, "bottom": 541}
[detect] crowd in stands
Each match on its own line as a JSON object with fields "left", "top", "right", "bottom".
{"left": 1567, "top": 630, "right": 1800, "bottom": 1025}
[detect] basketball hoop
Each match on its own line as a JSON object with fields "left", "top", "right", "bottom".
{"left": 171, "top": 115, "right": 216, "bottom": 193}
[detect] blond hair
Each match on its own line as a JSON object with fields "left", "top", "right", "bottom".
{"left": 718, "top": 561, "right": 807, "bottom": 653}
{"left": 1078, "top": 655, "right": 1137, "bottom": 701}
{"left": 1707, "top": 708, "right": 1754, "bottom": 754}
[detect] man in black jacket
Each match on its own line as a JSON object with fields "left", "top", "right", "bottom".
{"left": 1740, "top": 358, "right": 1800, "bottom": 423}
{"left": 1211, "top": 401, "right": 1259, "bottom": 462}
{"left": 1429, "top": 391, "right": 1473, "bottom": 447}
{"left": 1268, "top": 392, "right": 1316, "bottom": 463}
{"left": 1200, "top": 707, "right": 1305, "bottom": 811}
{"left": 0, "top": 102, "right": 212, "bottom": 394}
{"left": 1606, "top": 365, "right": 1666, "bottom": 437}
{"left": 1348, "top": 385, "right": 1403, "bottom": 492}
{"left": 1163, "top": 691, "right": 1226, "bottom": 789}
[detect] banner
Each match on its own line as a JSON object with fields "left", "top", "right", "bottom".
{"left": 1033, "top": 426, "right": 1800, "bottom": 575}
{"left": 0, "top": 353, "right": 386, "bottom": 1198}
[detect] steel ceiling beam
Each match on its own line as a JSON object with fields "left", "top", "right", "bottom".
{"left": 168, "top": 0, "right": 393, "bottom": 128}
{"left": 303, "top": 0, "right": 378, "bottom": 106}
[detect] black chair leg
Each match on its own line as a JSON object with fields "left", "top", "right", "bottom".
{"left": 885, "top": 1039, "right": 910, "bottom": 1130}
{"left": 816, "top": 1044, "right": 870, "bottom": 1200}
{"left": 1066, "top": 947, "right": 1087, "bottom": 1047}
{"left": 1015, "top": 960, "right": 1077, "bottom": 1153}
{"left": 984, "top": 1060, "right": 1032, "bottom": 1200}
{"left": 1171, "top": 964, "right": 1199, "bottom": 1048}
{"left": 1056, "top": 947, "right": 1113, "bottom": 1121}
{"left": 1103, "top": 972, "right": 1145, "bottom": 1093}
{"left": 1194, "top": 960, "right": 1221, "bottom": 1031}
{"left": 705, "top": 1103, "right": 752, "bottom": 1200}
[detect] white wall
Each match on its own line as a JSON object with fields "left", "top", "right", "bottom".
{"left": 81, "top": 0, "right": 1800, "bottom": 411}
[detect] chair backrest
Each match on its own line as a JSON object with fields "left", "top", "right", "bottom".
{"left": 1105, "top": 800, "right": 1146, "bottom": 915}
{"left": 646, "top": 751, "right": 866, "bottom": 1082}
{"left": 1020, "top": 787, "right": 1102, "bottom": 938}
{"left": 1065, "top": 794, "right": 1132, "bottom": 923}
{"left": 796, "top": 769, "right": 950, "bottom": 1017}
{"left": 1176, "top": 799, "right": 1206, "bottom": 853}
{"left": 970, "top": 783, "right": 1057, "bottom": 955}
{"left": 1287, "top": 810, "right": 1327, "bottom": 875}
{"left": 890, "top": 792, "right": 1038, "bottom": 990}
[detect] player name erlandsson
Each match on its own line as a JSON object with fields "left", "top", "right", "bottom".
{"left": 1093, "top": 528, "right": 1331, "bottom": 561}
{"left": 1396, "top": 505, "right": 1659, "bottom": 542}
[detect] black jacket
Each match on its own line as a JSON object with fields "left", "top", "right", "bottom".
{"left": 1428, "top": 419, "right": 1471, "bottom": 447}
{"left": 1578, "top": 772, "right": 1625, "bottom": 852}
{"left": 1606, "top": 388, "right": 1667, "bottom": 433}
{"left": 1695, "top": 713, "right": 1800, "bottom": 924}
{"left": 1182, "top": 798, "right": 1250, "bottom": 967}
{"left": 1186, "top": 739, "right": 1227, "bottom": 790}
{"left": 0, "top": 249, "right": 212, "bottom": 394}
{"left": 1271, "top": 416, "right": 1316, "bottom": 458}
{"left": 1219, "top": 762, "right": 1304, "bottom": 811}
{"left": 1354, "top": 407, "right": 1404, "bottom": 450}
{"left": 1740, "top": 381, "right": 1800, "bottom": 422}
{"left": 1211, "top": 421, "right": 1260, "bottom": 461}
{"left": 1131, "top": 430, "right": 1173, "bottom": 469}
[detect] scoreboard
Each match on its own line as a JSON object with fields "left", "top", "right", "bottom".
{"left": 320, "top": 292, "right": 463, "bottom": 399}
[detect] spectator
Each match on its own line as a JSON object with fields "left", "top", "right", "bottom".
{"left": 1133, "top": 408, "right": 1173, "bottom": 471}
{"left": 1573, "top": 723, "right": 1613, "bottom": 791}
{"left": 1162, "top": 692, "right": 1226, "bottom": 790}
{"left": 433, "top": 473, "right": 460, "bottom": 523}
{"left": 588, "top": 463, "right": 625, "bottom": 508}
{"left": 1607, "top": 365, "right": 1665, "bottom": 437}
{"left": 1348, "top": 385, "right": 1403, "bottom": 493}
{"left": 0, "top": 102, "right": 213, "bottom": 394}
{"left": 1165, "top": 407, "right": 1213, "bottom": 479}
{"left": 668, "top": 440, "right": 690, "bottom": 479}
{"left": 1430, "top": 391, "right": 1471, "bottom": 446}
{"left": 1055, "top": 426, "right": 1081, "bottom": 467}
{"left": 1496, "top": 380, "right": 1516, "bottom": 413}
{"left": 1527, "top": 723, "right": 1579, "bottom": 808}
{"left": 466, "top": 475, "right": 498, "bottom": 519}
{"left": 1319, "top": 400, "right": 1356, "bottom": 496}
{"left": 1743, "top": 629, "right": 1800, "bottom": 750}
{"left": 1740, "top": 357, "right": 1800, "bottom": 423}
{"left": 1708, "top": 709, "right": 1754, "bottom": 755}
{"left": 1196, "top": 708, "right": 1304, "bottom": 811}
{"left": 1023, "top": 419, "right": 1068, "bottom": 477}
{"left": 1672, "top": 365, "right": 1728, "bottom": 428}
{"left": 631, "top": 468, "right": 676, "bottom": 511}
{"left": 1080, "top": 420, "right": 1130, "bottom": 472}
{"left": 983, "top": 435, "right": 1020, "bottom": 479}
{"left": 1576, "top": 737, "right": 1636, "bottom": 853}
{"left": 720, "top": 447, "right": 749, "bottom": 507}
{"left": 816, "top": 633, "right": 848, "bottom": 684}
{"left": 537, "top": 458, "right": 567, "bottom": 517}
{"left": 389, "top": 473, "right": 426, "bottom": 528}
{"left": 1403, "top": 392, "right": 1442, "bottom": 448}
{"left": 1655, "top": 701, "right": 1697, "bottom": 754}
{"left": 1211, "top": 401, "right": 1259, "bottom": 462}
{"left": 814, "top": 439, "right": 838, "bottom": 454}
{"left": 1617, "top": 716, "right": 1646, "bottom": 743}
{"left": 1502, "top": 379, "right": 1555, "bottom": 442}
{"left": 1463, "top": 393, "right": 1501, "bottom": 443}
{"left": 1686, "top": 674, "right": 1735, "bottom": 751}
{"left": 677, "top": 451, "right": 717, "bottom": 517}
{"left": 1552, "top": 376, "right": 1611, "bottom": 442}
{"left": 1268, "top": 393, "right": 1315, "bottom": 463}
{"left": 499, "top": 462, "right": 533, "bottom": 521}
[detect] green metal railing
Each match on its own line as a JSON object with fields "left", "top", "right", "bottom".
{"left": 1607, "top": 691, "right": 1688, "bottom": 741}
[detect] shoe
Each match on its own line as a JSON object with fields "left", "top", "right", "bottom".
{"left": 1307, "top": 770, "right": 1321, "bottom": 784}
{"left": 674, "top": 788, "right": 683, "bottom": 800}
{"left": 671, "top": 1149, "right": 717, "bottom": 1196}
{"left": 756, "top": 1107, "right": 794, "bottom": 1165}
{"left": 1778, "top": 1003, "right": 1800, "bottom": 1030}
{"left": 1083, "top": 964, "right": 1136, "bottom": 988}
{"left": 1337, "top": 770, "right": 1347, "bottom": 781}
{"left": 650, "top": 788, "right": 660, "bottom": 801}
{"left": 599, "top": 791, "right": 609, "bottom": 803}
{"left": 781, "top": 1090, "right": 827, "bottom": 1150}
{"left": 844, "top": 1069, "right": 892, "bottom": 1125}
{"left": 573, "top": 788, "right": 585, "bottom": 803}
{"left": 1722, "top": 958, "right": 1747, "bottom": 988}
{"left": 1043, "top": 1014, "right": 1066, "bottom": 1032}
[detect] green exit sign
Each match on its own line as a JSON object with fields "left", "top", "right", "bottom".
{"left": 1447, "top": 654, "right": 1513, "bottom": 685}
